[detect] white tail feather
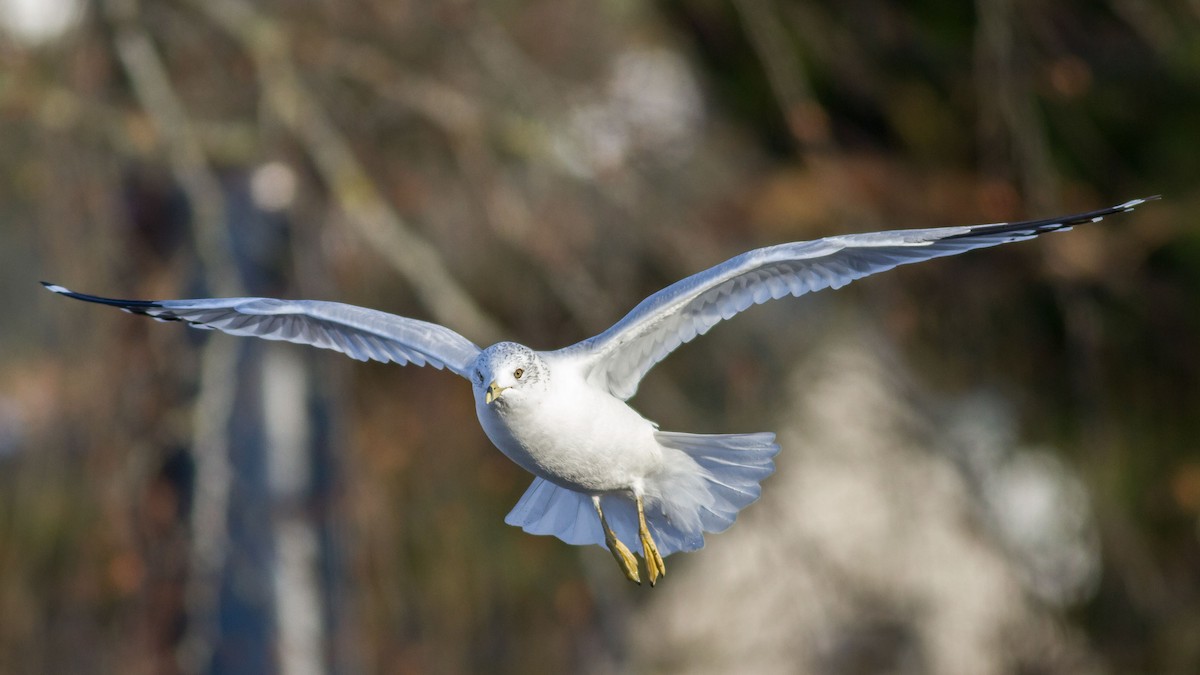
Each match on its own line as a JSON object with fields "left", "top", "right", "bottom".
{"left": 503, "top": 478, "right": 603, "bottom": 546}
{"left": 504, "top": 431, "right": 779, "bottom": 557}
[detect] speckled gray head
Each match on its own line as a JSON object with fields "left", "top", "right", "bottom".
{"left": 473, "top": 342, "right": 547, "bottom": 406}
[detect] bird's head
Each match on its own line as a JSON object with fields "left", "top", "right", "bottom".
{"left": 473, "top": 342, "right": 545, "bottom": 407}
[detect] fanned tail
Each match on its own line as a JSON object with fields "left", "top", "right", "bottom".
{"left": 504, "top": 431, "right": 779, "bottom": 558}
{"left": 653, "top": 430, "right": 779, "bottom": 535}
{"left": 503, "top": 477, "right": 604, "bottom": 546}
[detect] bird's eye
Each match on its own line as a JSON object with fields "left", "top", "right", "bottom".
{"left": 514, "top": 368, "right": 524, "bottom": 379}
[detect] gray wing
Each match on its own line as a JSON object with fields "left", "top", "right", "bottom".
{"left": 43, "top": 284, "right": 482, "bottom": 378}
{"left": 556, "top": 197, "right": 1156, "bottom": 399}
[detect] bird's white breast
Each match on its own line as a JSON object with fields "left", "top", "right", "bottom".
{"left": 475, "top": 360, "right": 663, "bottom": 494}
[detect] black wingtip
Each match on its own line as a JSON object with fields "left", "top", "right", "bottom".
{"left": 1120, "top": 195, "right": 1162, "bottom": 208}
{"left": 39, "top": 283, "right": 166, "bottom": 311}
{"left": 944, "top": 195, "right": 1160, "bottom": 241}
{"left": 1135, "top": 194, "right": 1163, "bottom": 209}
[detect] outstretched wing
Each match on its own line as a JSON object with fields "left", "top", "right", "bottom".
{"left": 557, "top": 197, "right": 1157, "bottom": 399}
{"left": 43, "top": 284, "right": 482, "bottom": 378}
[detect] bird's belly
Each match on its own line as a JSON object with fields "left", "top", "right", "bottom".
{"left": 476, "top": 394, "right": 661, "bottom": 494}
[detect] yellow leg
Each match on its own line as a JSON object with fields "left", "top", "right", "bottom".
{"left": 636, "top": 495, "right": 666, "bottom": 586}
{"left": 593, "top": 496, "right": 640, "bottom": 585}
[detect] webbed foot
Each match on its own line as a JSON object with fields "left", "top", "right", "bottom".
{"left": 636, "top": 495, "right": 666, "bottom": 586}
{"left": 593, "top": 496, "right": 641, "bottom": 585}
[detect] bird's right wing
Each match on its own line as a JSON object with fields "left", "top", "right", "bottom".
{"left": 43, "top": 284, "right": 482, "bottom": 379}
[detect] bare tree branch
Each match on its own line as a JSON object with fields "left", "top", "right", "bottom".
{"left": 186, "top": 0, "right": 505, "bottom": 344}
{"left": 732, "top": 0, "right": 833, "bottom": 155}
{"left": 325, "top": 40, "right": 620, "bottom": 334}
{"left": 102, "top": 2, "right": 243, "bottom": 673}
{"left": 973, "top": 0, "right": 1059, "bottom": 211}
{"left": 105, "top": 0, "right": 240, "bottom": 293}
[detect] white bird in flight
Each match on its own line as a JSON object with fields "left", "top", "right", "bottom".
{"left": 45, "top": 197, "right": 1154, "bottom": 585}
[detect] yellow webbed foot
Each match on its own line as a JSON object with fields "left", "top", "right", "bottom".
{"left": 636, "top": 495, "right": 666, "bottom": 586}
{"left": 606, "top": 531, "right": 641, "bottom": 585}
{"left": 593, "top": 495, "right": 641, "bottom": 585}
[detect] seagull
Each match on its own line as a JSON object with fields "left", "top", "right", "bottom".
{"left": 44, "top": 197, "right": 1155, "bottom": 585}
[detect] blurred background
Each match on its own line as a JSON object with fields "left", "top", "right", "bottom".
{"left": 2, "top": 0, "right": 1198, "bottom": 673}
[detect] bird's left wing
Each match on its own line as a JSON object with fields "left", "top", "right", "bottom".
{"left": 43, "top": 284, "right": 482, "bottom": 378}
{"left": 556, "top": 197, "right": 1156, "bottom": 400}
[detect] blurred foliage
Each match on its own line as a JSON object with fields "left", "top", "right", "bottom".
{"left": 1, "top": 0, "right": 1198, "bottom": 673}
